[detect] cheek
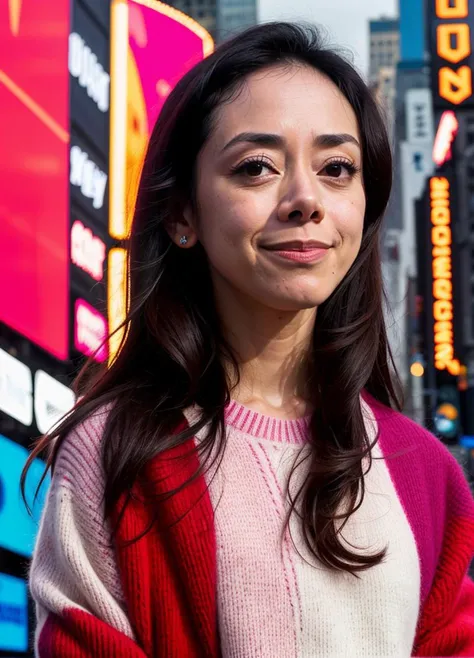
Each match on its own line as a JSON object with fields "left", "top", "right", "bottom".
{"left": 333, "top": 192, "right": 365, "bottom": 247}
{"left": 197, "top": 183, "right": 266, "bottom": 256}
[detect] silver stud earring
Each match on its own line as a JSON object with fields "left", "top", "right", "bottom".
{"left": 179, "top": 235, "right": 188, "bottom": 246}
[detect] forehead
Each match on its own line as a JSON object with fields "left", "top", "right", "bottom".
{"left": 209, "top": 64, "right": 360, "bottom": 148}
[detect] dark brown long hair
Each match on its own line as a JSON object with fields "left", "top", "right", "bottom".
{"left": 23, "top": 22, "right": 401, "bottom": 575}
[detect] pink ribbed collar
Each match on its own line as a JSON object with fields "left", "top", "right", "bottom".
{"left": 224, "top": 400, "right": 310, "bottom": 444}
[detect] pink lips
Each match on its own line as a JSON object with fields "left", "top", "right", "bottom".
{"left": 269, "top": 248, "right": 329, "bottom": 263}
{"left": 262, "top": 240, "right": 331, "bottom": 264}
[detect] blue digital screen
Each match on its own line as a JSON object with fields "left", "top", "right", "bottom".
{"left": 399, "top": 0, "right": 424, "bottom": 63}
{"left": 0, "top": 434, "right": 50, "bottom": 557}
{"left": 0, "top": 572, "right": 28, "bottom": 652}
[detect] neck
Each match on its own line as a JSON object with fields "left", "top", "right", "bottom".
{"left": 215, "top": 283, "right": 316, "bottom": 418}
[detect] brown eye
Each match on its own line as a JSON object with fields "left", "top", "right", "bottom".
{"left": 244, "top": 161, "right": 266, "bottom": 177}
{"left": 232, "top": 157, "right": 275, "bottom": 178}
{"left": 325, "top": 163, "right": 344, "bottom": 177}
{"left": 321, "top": 161, "right": 357, "bottom": 179}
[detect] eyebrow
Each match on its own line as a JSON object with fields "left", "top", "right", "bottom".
{"left": 314, "top": 133, "right": 361, "bottom": 149}
{"left": 221, "top": 131, "right": 361, "bottom": 152}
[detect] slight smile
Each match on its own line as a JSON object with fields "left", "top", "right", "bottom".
{"left": 261, "top": 240, "right": 331, "bottom": 264}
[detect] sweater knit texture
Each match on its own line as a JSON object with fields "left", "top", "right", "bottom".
{"left": 30, "top": 398, "right": 474, "bottom": 657}
{"left": 187, "top": 400, "right": 420, "bottom": 657}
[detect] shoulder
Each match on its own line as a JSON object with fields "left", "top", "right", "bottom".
{"left": 53, "top": 404, "right": 112, "bottom": 492}
{"left": 365, "top": 394, "right": 451, "bottom": 458}
{"left": 365, "top": 396, "right": 474, "bottom": 518}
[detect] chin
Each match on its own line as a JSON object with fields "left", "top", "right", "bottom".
{"left": 259, "top": 287, "right": 332, "bottom": 312}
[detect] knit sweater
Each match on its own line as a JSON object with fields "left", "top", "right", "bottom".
{"left": 187, "top": 400, "right": 420, "bottom": 657}
{"left": 30, "top": 398, "right": 474, "bottom": 657}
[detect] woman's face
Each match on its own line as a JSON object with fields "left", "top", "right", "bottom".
{"left": 182, "top": 64, "right": 366, "bottom": 312}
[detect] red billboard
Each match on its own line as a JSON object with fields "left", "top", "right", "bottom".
{"left": 0, "top": 1, "right": 70, "bottom": 359}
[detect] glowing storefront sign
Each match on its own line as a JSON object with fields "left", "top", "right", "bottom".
{"left": 71, "top": 219, "right": 106, "bottom": 281}
{"left": 0, "top": 348, "right": 33, "bottom": 426}
{"left": 429, "top": 176, "right": 460, "bottom": 375}
{"left": 432, "top": 110, "right": 459, "bottom": 165}
{"left": 434, "top": 0, "right": 473, "bottom": 105}
{"left": 74, "top": 299, "right": 108, "bottom": 362}
{"left": 108, "top": 0, "right": 213, "bottom": 362}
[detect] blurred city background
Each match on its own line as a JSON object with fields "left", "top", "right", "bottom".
{"left": 1, "top": 0, "right": 473, "bottom": 654}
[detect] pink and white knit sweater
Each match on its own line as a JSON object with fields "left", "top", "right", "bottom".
{"left": 30, "top": 398, "right": 474, "bottom": 657}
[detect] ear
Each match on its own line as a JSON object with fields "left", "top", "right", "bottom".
{"left": 165, "top": 203, "right": 198, "bottom": 248}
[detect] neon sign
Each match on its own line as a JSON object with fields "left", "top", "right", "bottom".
{"left": 71, "top": 220, "right": 106, "bottom": 281}
{"left": 68, "top": 32, "right": 110, "bottom": 113}
{"left": 70, "top": 145, "right": 108, "bottom": 210}
{"left": 432, "top": 110, "right": 459, "bottom": 165}
{"left": 108, "top": 247, "right": 128, "bottom": 364}
{"left": 429, "top": 176, "right": 460, "bottom": 375}
{"left": 434, "top": 0, "right": 473, "bottom": 105}
{"left": 74, "top": 299, "right": 108, "bottom": 362}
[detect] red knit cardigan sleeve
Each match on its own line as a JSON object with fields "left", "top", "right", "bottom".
{"left": 371, "top": 400, "right": 474, "bottom": 657}
{"left": 414, "top": 515, "right": 474, "bottom": 656}
{"left": 30, "top": 415, "right": 219, "bottom": 658}
{"left": 411, "top": 442, "right": 474, "bottom": 656}
{"left": 37, "top": 610, "right": 148, "bottom": 657}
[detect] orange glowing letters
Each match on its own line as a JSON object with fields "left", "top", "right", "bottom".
{"left": 435, "top": 0, "right": 473, "bottom": 105}
{"left": 429, "top": 177, "right": 460, "bottom": 376}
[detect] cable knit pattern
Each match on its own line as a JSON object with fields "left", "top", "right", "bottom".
{"left": 30, "top": 399, "right": 474, "bottom": 657}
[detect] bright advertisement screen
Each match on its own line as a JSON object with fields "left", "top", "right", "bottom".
{"left": 126, "top": 0, "right": 213, "bottom": 219}
{"left": 0, "top": 1, "right": 70, "bottom": 359}
{"left": 0, "top": 573, "right": 28, "bottom": 652}
{"left": 108, "top": 0, "right": 212, "bottom": 361}
{"left": 0, "top": 435, "right": 50, "bottom": 558}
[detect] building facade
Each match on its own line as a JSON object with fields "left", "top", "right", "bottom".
{"left": 369, "top": 17, "right": 400, "bottom": 129}
{"left": 166, "top": 0, "right": 218, "bottom": 38}
{"left": 167, "top": 0, "right": 257, "bottom": 42}
{"left": 217, "top": 0, "right": 257, "bottom": 41}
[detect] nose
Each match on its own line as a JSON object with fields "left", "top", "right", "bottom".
{"left": 277, "top": 171, "right": 325, "bottom": 224}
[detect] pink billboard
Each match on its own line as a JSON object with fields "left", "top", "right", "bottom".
{"left": 125, "top": 0, "right": 214, "bottom": 225}
{"left": 108, "top": 0, "right": 213, "bottom": 361}
{"left": 0, "top": 1, "right": 70, "bottom": 359}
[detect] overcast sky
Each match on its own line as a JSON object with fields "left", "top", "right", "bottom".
{"left": 258, "top": 0, "right": 397, "bottom": 76}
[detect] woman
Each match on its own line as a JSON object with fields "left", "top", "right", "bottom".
{"left": 26, "top": 22, "right": 474, "bottom": 657}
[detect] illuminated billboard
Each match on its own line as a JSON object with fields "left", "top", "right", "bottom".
{"left": 0, "top": 1, "right": 70, "bottom": 359}
{"left": 432, "top": 110, "right": 459, "bottom": 165}
{"left": 0, "top": 573, "right": 28, "bottom": 652}
{"left": 108, "top": 0, "right": 213, "bottom": 361}
{"left": 428, "top": 0, "right": 474, "bottom": 107}
{"left": 0, "top": 434, "right": 50, "bottom": 557}
{"left": 429, "top": 176, "right": 460, "bottom": 375}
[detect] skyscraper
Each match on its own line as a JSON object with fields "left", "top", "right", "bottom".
{"left": 166, "top": 0, "right": 218, "bottom": 37}
{"left": 369, "top": 18, "right": 400, "bottom": 127}
{"left": 166, "top": 0, "right": 257, "bottom": 42}
{"left": 376, "top": 1, "right": 431, "bottom": 422}
{"left": 217, "top": 0, "right": 257, "bottom": 41}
